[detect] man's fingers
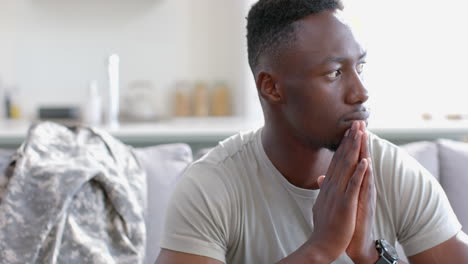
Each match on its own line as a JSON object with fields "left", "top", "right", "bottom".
{"left": 326, "top": 126, "right": 353, "bottom": 183}
{"left": 358, "top": 158, "right": 372, "bottom": 196}
{"left": 317, "top": 175, "right": 326, "bottom": 188}
{"left": 358, "top": 120, "right": 370, "bottom": 159}
{"left": 327, "top": 121, "right": 361, "bottom": 185}
{"left": 336, "top": 130, "right": 362, "bottom": 190}
{"left": 345, "top": 158, "right": 368, "bottom": 198}
{"left": 356, "top": 119, "right": 363, "bottom": 131}
{"left": 360, "top": 158, "right": 375, "bottom": 201}
{"left": 359, "top": 130, "right": 369, "bottom": 160}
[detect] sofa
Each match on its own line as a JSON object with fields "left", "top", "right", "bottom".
{"left": 1, "top": 136, "right": 467, "bottom": 263}
{"left": 135, "top": 137, "right": 468, "bottom": 263}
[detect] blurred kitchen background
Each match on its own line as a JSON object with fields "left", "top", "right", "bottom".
{"left": 1, "top": 0, "right": 468, "bottom": 151}
{"left": 0, "top": 0, "right": 263, "bottom": 151}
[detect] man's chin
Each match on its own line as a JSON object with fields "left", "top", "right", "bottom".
{"left": 303, "top": 134, "right": 341, "bottom": 152}
{"left": 325, "top": 143, "right": 340, "bottom": 152}
{"left": 324, "top": 137, "right": 343, "bottom": 152}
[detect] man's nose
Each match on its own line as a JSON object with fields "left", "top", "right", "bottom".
{"left": 345, "top": 71, "right": 369, "bottom": 105}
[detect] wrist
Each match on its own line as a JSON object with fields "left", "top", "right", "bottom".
{"left": 348, "top": 243, "right": 379, "bottom": 264}
{"left": 304, "top": 239, "right": 340, "bottom": 264}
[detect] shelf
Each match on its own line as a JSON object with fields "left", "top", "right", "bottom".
{"left": 0, "top": 117, "right": 468, "bottom": 149}
{"left": 368, "top": 118, "right": 468, "bottom": 143}
{"left": 0, "top": 117, "right": 263, "bottom": 149}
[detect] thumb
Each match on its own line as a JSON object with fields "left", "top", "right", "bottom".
{"left": 317, "top": 175, "right": 326, "bottom": 188}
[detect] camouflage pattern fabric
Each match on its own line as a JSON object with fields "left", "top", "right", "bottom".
{"left": 0, "top": 122, "right": 147, "bottom": 264}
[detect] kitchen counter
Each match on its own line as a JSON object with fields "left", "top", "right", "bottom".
{"left": 0, "top": 117, "right": 467, "bottom": 150}
{"left": 0, "top": 117, "right": 262, "bottom": 151}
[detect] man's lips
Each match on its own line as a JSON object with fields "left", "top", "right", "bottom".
{"left": 342, "top": 110, "right": 370, "bottom": 123}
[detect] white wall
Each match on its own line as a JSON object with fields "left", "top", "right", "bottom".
{"left": 186, "top": 0, "right": 255, "bottom": 119}
{"left": 0, "top": 0, "right": 260, "bottom": 120}
{"left": 345, "top": 0, "right": 468, "bottom": 126}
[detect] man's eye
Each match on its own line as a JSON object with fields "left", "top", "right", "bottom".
{"left": 357, "top": 63, "right": 366, "bottom": 74}
{"left": 326, "top": 70, "right": 341, "bottom": 78}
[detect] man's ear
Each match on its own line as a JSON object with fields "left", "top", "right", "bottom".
{"left": 256, "top": 72, "right": 284, "bottom": 104}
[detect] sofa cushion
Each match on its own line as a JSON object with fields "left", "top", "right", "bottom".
{"left": 134, "top": 144, "right": 193, "bottom": 264}
{"left": 398, "top": 141, "right": 440, "bottom": 261}
{"left": 401, "top": 141, "right": 439, "bottom": 181}
{"left": 436, "top": 139, "right": 468, "bottom": 233}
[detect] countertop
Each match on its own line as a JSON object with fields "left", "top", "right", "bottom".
{"left": 0, "top": 117, "right": 262, "bottom": 148}
{"left": 0, "top": 117, "right": 467, "bottom": 148}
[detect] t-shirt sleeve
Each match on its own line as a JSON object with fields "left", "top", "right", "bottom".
{"left": 376, "top": 139, "right": 462, "bottom": 256}
{"left": 159, "top": 163, "right": 231, "bottom": 263}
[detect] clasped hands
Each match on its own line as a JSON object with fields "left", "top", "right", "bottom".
{"left": 309, "top": 121, "right": 378, "bottom": 263}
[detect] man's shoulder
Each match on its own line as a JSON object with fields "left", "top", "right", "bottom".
{"left": 368, "top": 131, "right": 399, "bottom": 156}
{"left": 180, "top": 128, "right": 261, "bottom": 188}
{"left": 367, "top": 131, "right": 442, "bottom": 206}
{"left": 196, "top": 128, "right": 261, "bottom": 166}
{"left": 368, "top": 131, "right": 414, "bottom": 166}
{"left": 367, "top": 131, "right": 426, "bottom": 183}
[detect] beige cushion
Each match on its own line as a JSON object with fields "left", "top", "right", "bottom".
{"left": 436, "top": 139, "right": 468, "bottom": 233}
{"left": 401, "top": 141, "right": 439, "bottom": 181}
{"left": 398, "top": 141, "right": 440, "bottom": 261}
{"left": 134, "top": 144, "right": 193, "bottom": 264}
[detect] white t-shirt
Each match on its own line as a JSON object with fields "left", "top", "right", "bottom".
{"left": 161, "top": 129, "right": 461, "bottom": 263}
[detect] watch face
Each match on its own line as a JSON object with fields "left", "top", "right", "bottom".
{"left": 380, "top": 240, "right": 399, "bottom": 259}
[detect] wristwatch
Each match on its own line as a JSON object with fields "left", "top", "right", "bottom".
{"left": 375, "top": 239, "right": 399, "bottom": 264}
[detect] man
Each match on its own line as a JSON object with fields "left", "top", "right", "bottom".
{"left": 156, "top": 0, "right": 468, "bottom": 263}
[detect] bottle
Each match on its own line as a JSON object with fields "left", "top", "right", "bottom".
{"left": 4, "top": 86, "right": 21, "bottom": 119}
{"left": 211, "top": 82, "right": 231, "bottom": 116}
{"left": 193, "top": 81, "right": 209, "bottom": 117}
{"left": 174, "top": 81, "right": 191, "bottom": 117}
{"left": 107, "top": 54, "right": 120, "bottom": 128}
{"left": 4, "top": 90, "right": 11, "bottom": 119}
{"left": 83, "top": 80, "right": 102, "bottom": 126}
{"left": 0, "top": 77, "right": 5, "bottom": 119}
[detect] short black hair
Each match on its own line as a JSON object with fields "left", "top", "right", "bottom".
{"left": 246, "top": 0, "right": 344, "bottom": 75}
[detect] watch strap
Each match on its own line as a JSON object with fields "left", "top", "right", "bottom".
{"left": 376, "top": 256, "right": 393, "bottom": 264}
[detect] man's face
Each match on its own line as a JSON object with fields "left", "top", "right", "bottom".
{"left": 274, "top": 10, "right": 369, "bottom": 151}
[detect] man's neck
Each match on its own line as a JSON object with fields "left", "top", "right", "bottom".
{"left": 261, "top": 125, "right": 334, "bottom": 190}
